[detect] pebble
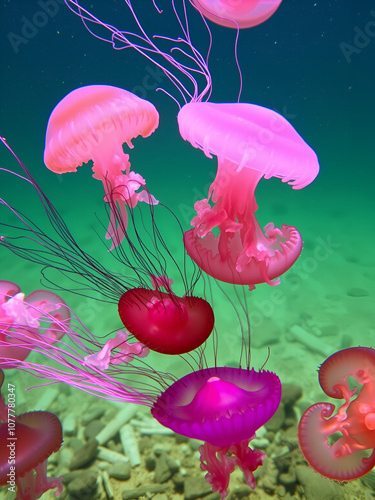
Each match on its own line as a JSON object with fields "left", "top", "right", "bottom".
{"left": 102, "top": 470, "right": 114, "bottom": 500}
{"left": 184, "top": 476, "right": 213, "bottom": 500}
{"left": 69, "top": 438, "right": 98, "bottom": 470}
{"left": 82, "top": 405, "right": 107, "bottom": 426}
{"left": 97, "top": 445, "right": 129, "bottom": 464}
{"left": 108, "top": 461, "right": 131, "bottom": 480}
{"left": 84, "top": 419, "right": 106, "bottom": 440}
{"left": 63, "top": 413, "right": 77, "bottom": 436}
{"left": 67, "top": 469, "right": 100, "bottom": 499}
{"left": 122, "top": 483, "right": 170, "bottom": 500}
{"left": 265, "top": 402, "right": 285, "bottom": 432}
{"left": 154, "top": 451, "right": 179, "bottom": 483}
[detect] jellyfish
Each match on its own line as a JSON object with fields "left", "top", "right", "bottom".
{"left": 44, "top": 85, "right": 159, "bottom": 249}
{"left": 0, "top": 138, "right": 214, "bottom": 355}
{"left": 63, "top": 1, "right": 319, "bottom": 289}
{"left": 178, "top": 101, "right": 319, "bottom": 289}
{"left": 298, "top": 347, "right": 375, "bottom": 482}
{"left": 0, "top": 280, "right": 70, "bottom": 366}
{"left": 0, "top": 293, "right": 281, "bottom": 499}
{"left": 0, "top": 369, "right": 63, "bottom": 499}
{"left": 191, "top": 0, "right": 283, "bottom": 29}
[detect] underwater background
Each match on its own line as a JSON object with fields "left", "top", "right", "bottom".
{"left": 0, "top": 1, "right": 374, "bottom": 499}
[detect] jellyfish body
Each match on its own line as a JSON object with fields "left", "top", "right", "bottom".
{"left": 119, "top": 286, "right": 214, "bottom": 355}
{"left": 152, "top": 366, "right": 281, "bottom": 498}
{"left": 0, "top": 371, "right": 63, "bottom": 499}
{"left": 44, "top": 85, "right": 159, "bottom": 249}
{"left": 298, "top": 347, "right": 375, "bottom": 481}
{"left": 0, "top": 411, "right": 63, "bottom": 499}
{"left": 191, "top": 0, "right": 283, "bottom": 29}
{"left": 178, "top": 102, "right": 319, "bottom": 289}
{"left": 0, "top": 280, "right": 70, "bottom": 366}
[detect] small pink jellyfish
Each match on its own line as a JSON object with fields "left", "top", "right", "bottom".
{"left": 44, "top": 85, "right": 159, "bottom": 249}
{"left": 192, "top": 0, "right": 283, "bottom": 29}
{"left": 298, "top": 347, "right": 375, "bottom": 481}
{"left": 178, "top": 102, "right": 319, "bottom": 289}
{"left": 0, "top": 280, "right": 70, "bottom": 366}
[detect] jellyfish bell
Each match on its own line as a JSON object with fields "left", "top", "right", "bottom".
{"left": 152, "top": 365, "right": 281, "bottom": 498}
{"left": 191, "top": 0, "right": 283, "bottom": 29}
{"left": 44, "top": 85, "right": 159, "bottom": 248}
{"left": 118, "top": 284, "right": 215, "bottom": 355}
{"left": 178, "top": 101, "right": 319, "bottom": 289}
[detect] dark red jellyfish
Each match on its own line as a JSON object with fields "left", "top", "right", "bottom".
{"left": 178, "top": 101, "right": 319, "bottom": 289}
{"left": 191, "top": 0, "right": 283, "bottom": 29}
{"left": 118, "top": 275, "right": 214, "bottom": 354}
{"left": 44, "top": 85, "right": 159, "bottom": 249}
{"left": 0, "top": 369, "right": 63, "bottom": 499}
{"left": 298, "top": 347, "right": 375, "bottom": 482}
{"left": 1, "top": 138, "right": 214, "bottom": 356}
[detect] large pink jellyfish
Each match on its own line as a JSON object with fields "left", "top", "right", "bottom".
{"left": 1, "top": 138, "right": 214, "bottom": 356}
{"left": 0, "top": 280, "right": 70, "bottom": 366}
{"left": 0, "top": 369, "right": 63, "bottom": 500}
{"left": 44, "top": 85, "right": 159, "bottom": 249}
{"left": 0, "top": 297, "right": 280, "bottom": 499}
{"left": 179, "top": 102, "right": 319, "bottom": 289}
{"left": 298, "top": 347, "right": 375, "bottom": 482}
{"left": 191, "top": 0, "right": 283, "bottom": 29}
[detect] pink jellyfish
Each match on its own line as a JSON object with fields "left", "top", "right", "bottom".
{"left": 298, "top": 347, "right": 375, "bottom": 481}
{"left": 0, "top": 370, "right": 63, "bottom": 499}
{"left": 0, "top": 297, "right": 280, "bottom": 499}
{"left": 1, "top": 138, "right": 214, "bottom": 356}
{"left": 0, "top": 280, "right": 70, "bottom": 366}
{"left": 44, "top": 85, "right": 159, "bottom": 249}
{"left": 178, "top": 102, "right": 319, "bottom": 289}
{"left": 191, "top": 0, "right": 283, "bottom": 29}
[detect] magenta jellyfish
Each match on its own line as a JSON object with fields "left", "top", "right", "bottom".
{"left": 0, "top": 294, "right": 281, "bottom": 499}
{"left": 0, "top": 138, "right": 214, "bottom": 355}
{"left": 191, "top": 0, "right": 283, "bottom": 29}
{"left": 179, "top": 102, "right": 319, "bottom": 289}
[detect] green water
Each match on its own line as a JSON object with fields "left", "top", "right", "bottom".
{"left": 0, "top": 2, "right": 374, "bottom": 499}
